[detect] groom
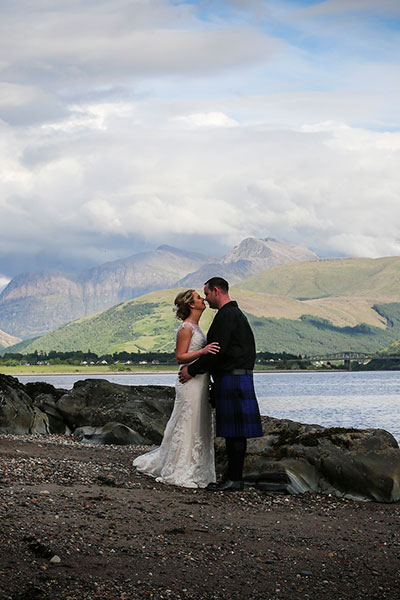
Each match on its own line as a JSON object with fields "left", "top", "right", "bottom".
{"left": 179, "top": 277, "right": 263, "bottom": 491}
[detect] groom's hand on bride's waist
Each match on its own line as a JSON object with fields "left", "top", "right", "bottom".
{"left": 179, "top": 366, "right": 193, "bottom": 383}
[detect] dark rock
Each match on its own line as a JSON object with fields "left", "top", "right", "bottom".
{"left": 231, "top": 416, "right": 400, "bottom": 503}
{"left": 25, "top": 381, "right": 66, "bottom": 401}
{"left": 0, "top": 374, "right": 49, "bottom": 434}
{"left": 97, "top": 475, "right": 118, "bottom": 487}
{"left": 57, "top": 379, "right": 174, "bottom": 444}
{"left": 253, "top": 482, "right": 292, "bottom": 494}
{"left": 12, "top": 585, "right": 46, "bottom": 600}
{"left": 24, "top": 536, "right": 53, "bottom": 559}
{"left": 31, "top": 394, "right": 69, "bottom": 434}
{"left": 73, "top": 421, "right": 147, "bottom": 445}
{"left": 165, "top": 527, "right": 186, "bottom": 535}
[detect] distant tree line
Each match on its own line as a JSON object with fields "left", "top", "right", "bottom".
{"left": 0, "top": 349, "right": 303, "bottom": 367}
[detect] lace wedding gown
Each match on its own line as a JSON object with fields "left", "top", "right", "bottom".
{"left": 133, "top": 322, "right": 216, "bottom": 488}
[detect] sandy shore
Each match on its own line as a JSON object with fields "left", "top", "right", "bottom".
{"left": 1, "top": 434, "right": 399, "bottom": 600}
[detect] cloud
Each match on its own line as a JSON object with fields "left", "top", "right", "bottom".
{"left": 0, "top": 0, "right": 400, "bottom": 277}
{"left": 0, "top": 2, "right": 278, "bottom": 87}
{"left": 1, "top": 107, "right": 399, "bottom": 270}
{"left": 173, "top": 111, "right": 238, "bottom": 128}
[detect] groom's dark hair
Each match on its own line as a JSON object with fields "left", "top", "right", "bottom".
{"left": 205, "top": 277, "right": 229, "bottom": 293}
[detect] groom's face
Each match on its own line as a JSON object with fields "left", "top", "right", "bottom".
{"left": 204, "top": 284, "right": 218, "bottom": 309}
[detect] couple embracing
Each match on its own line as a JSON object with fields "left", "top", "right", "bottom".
{"left": 133, "top": 277, "right": 263, "bottom": 491}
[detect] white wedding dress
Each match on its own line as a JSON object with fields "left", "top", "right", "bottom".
{"left": 133, "top": 322, "right": 216, "bottom": 488}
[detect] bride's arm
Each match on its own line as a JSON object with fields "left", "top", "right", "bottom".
{"left": 175, "top": 326, "right": 219, "bottom": 364}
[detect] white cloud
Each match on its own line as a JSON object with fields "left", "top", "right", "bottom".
{"left": 173, "top": 111, "right": 238, "bottom": 128}
{"left": 0, "top": 3, "right": 278, "bottom": 87}
{"left": 2, "top": 108, "right": 399, "bottom": 264}
{"left": 0, "top": 0, "right": 400, "bottom": 277}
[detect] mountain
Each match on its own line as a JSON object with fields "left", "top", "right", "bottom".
{"left": 0, "top": 238, "right": 318, "bottom": 339}
{"left": 238, "top": 256, "right": 400, "bottom": 299}
{"left": 77, "top": 245, "right": 215, "bottom": 314}
{"left": 0, "top": 328, "right": 21, "bottom": 350}
{"left": 0, "top": 270, "right": 86, "bottom": 341}
{"left": 178, "top": 237, "right": 318, "bottom": 286}
{"left": 222, "top": 237, "right": 318, "bottom": 267}
{"left": 0, "top": 246, "right": 213, "bottom": 339}
{"left": 6, "top": 248, "right": 400, "bottom": 355}
{"left": 6, "top": 289, "right": 214, "bottom": 355}
{"left": 7, "top": 287, "right": 400, "bottom": 356}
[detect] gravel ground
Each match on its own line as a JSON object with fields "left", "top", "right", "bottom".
{"left": 1, "top": 433, "right": 400, "bottom": 600}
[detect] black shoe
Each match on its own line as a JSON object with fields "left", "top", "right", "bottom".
{"left": 206, "top": 479, "right": 244, "bottom": 492}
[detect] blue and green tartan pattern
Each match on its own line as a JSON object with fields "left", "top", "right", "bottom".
{"left": 213, "top": 374, "right": 263, "bottom": 439}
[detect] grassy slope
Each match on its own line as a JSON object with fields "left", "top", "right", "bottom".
{"left": 238, "top": 257, "right": 400, "bottom": 299}
{"left": 0, "top": 328, "right": 21, "bottom": 349}
{"left": 7, "top": 290, "right": 215, "bottom": 355}
{"left": 248, "top": 303, "right": 400, "bottom": 355}
{"left": 8, "top": 256, "right": 400, "bottom": 356}
{"left": 231, "top": 289, "right": 388, "bottom": 329}
{"left": 6, "top": 285, "right": 400, "bottom": 356}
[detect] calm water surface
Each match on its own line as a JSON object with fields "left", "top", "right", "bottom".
{"left": 17, "top": 371, "right": 400, "bottom": 443}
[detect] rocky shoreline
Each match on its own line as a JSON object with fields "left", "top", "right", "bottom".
{"left": 1, "top": 433, "right": 400, "bottom": 600}
{"left": 2, "top": 373, "right": 400, "bottom": 502}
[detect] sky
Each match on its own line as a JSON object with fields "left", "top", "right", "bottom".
{"left": 1, "top": 0, "right": 400, "bottom": 289}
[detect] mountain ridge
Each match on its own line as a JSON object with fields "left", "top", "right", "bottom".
{"left": 0, "top": 246, "right": 213, "bottom": 338}
{"left": 7, "top": 253, "right": 400, "bottom": 356}
{"left": 178, "top": 237, "right": 318, "bottom": 287}
{"left": 0, "top": 237, "right": 318, "bottom": 338}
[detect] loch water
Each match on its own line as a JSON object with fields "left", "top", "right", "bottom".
{"left": 17, "top": 370, "right": 400, "bottom": 444}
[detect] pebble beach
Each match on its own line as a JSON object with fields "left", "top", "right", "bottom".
{"left": 1, "top": 434, "right": 400, "bottom": 600}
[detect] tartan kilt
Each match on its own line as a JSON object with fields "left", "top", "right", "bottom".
{"left": 213, "top": 374, "right": 263, "bottom": 439}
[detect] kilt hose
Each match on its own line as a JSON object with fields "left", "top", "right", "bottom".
{"left": 213, "top": 373, "right": 263, "bottom": 439}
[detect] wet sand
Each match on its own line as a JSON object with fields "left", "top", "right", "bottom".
{"left": 1, "top": 434, "right": 399, "bottom": 600}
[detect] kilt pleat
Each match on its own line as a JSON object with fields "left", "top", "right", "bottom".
{"left": 213, "top": 374, "right": 263, "bottom": 438}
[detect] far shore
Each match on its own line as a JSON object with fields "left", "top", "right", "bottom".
{"left": 3, "top": 367, "right": 345, "bottom": 376}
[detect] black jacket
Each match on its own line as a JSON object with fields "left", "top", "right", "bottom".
{"left": 187, "top": 301, "right": 256, "bottom": 377}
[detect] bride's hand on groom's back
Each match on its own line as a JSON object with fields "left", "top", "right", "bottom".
{"left": 202, "top": 342, "right": 220, "bottom": 355}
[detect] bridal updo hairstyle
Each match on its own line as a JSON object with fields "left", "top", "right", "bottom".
{"left": 174, "top": 289, "right": 195, "bottom": 321}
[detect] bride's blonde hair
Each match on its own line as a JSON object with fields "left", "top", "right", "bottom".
{"left": 174, "top": 289, "right": 195, "bottom": 321}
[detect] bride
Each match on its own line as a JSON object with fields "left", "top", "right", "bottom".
{"left": 132, "top": 289, "right": 218, "bottom": 488}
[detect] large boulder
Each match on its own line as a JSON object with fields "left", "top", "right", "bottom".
{"left": 26, "top": 381, "right": 69, "bottom": 434}
{"left": 25, "top": 381, "right": 66, "bottom": 401}
{"left": 0, "top": 374, "right": 50, "bottom": 434}
{"left": 216, "top": 416, "right": 400, "bottom": 503}
{"left": 73, "top": 421, "right": 148, "bottom": 445}
{"left": 56, "top": 379, "right": 174, "bottom": 444}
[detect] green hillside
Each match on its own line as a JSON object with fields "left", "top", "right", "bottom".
{"left": 238, "top": 257, "right": 400, "bottom": 299}
{"left": 6, "top": 285, "right": 400, "bottom": 355}
{"left": 249, "top": 303, "right": 400, "bottom": 355}
{"left": 380, "top": 336, "right": 400, "bottom": 355}
{"left": 7, "top": 290, "right": 216, "bottom": 356}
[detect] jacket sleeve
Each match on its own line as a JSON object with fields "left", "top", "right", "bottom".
{"left": 187, "top": 309, "right": 233, "bottom": 376}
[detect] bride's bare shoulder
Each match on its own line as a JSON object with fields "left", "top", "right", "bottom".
{"left": 176, "top": 321, "right": 193, "bottom": 336}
